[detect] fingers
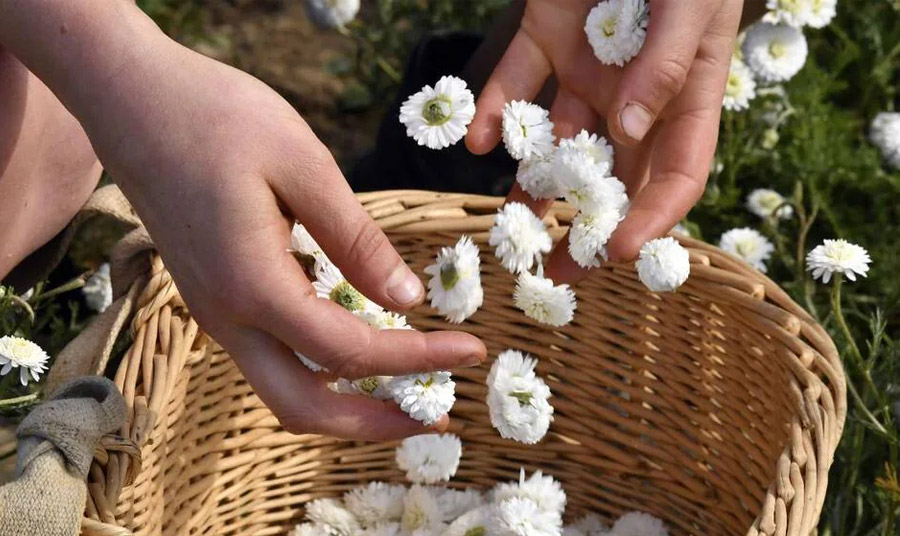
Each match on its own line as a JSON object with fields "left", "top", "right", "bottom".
{"left": 608, "top": 0, "right": 721, "bottom": 145}
{"left": 466, "top": 29, "right": 552, "bottom": 155}
{"left": 544, "top": 234, "right": 590, "bottom": 285}
{"left": 222, "top": 325, "right": 448, "bottom": 440}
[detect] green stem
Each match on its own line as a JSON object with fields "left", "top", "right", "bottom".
{"left": 0, "top": 392, "right": 39, "bottom": 408}
{"left": 8, "top": 295, "right": 34, "bottom": 324}
{"left": 34, "top": 274, "right": 86, "bottom": 302}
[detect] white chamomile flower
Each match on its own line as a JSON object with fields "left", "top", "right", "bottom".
{"left": 390, "top": 372, "right": 456, "bottom": 426}
{"left": 334, "top": 376, "right": 395, "bottom": 400}
{"left": 870, "top": 112, "right": 900, "bottom": 170}
{"left": 487, "top": 355, "right": 554, "bottom": 444}
{"left": 489, "top": 350, "right": 538, "bottom": 383}
{"left": 360, "top": 522, "right": 402, "bottom": 536}
{"left": 611, "top": 511, "right": 668, "bottom": 536}
{"left": 805, "top": 0, "right": 837, "bottom": 28}
{"left": 443, "top": 506, "right": 493, "bottom": 536}
{"left": 436, "top": 488, "right": 484, "bottom": 521}
{"left": 489, "top": 203, "right": 553, "bottom": 274}
{"left": 0, "top": 336, "right": 49, "bottom": 386}
{"left": 305, "top": 498, "right": 360, "bottom": 536}
{"left": 557, "top": 130, "right": 615, "bottom": 173}
{"left": 513, "top": 269, "right": 577, "bottom": 327}
{"left": 297, "top": 351, "right": 329, "bottom": 373}
{"left": 291, "top": 523, "right": 331, "bottom": 536}
{"left": 763, "top": 0, "right": 813, "bottom": 28}
{"left": 304, "top": 0, "right": 359, "bottom": 29}
{"left": 568, "top": 209, "right": 624, "bottom": 268}
{"left": 723, "top": 58, "right": 757, "bottom": 112}
{"left": 502, "top": 101, "right": 556, "bottom": 160}
{"left": 718, "top": 228, "right": 775, "bottom": 273}
{"left": 402, "top": 486, "right": 445, "bottom": 535}
{"left": 313, "top": 262, "right": 378, "bottom": 315}
{"left": 746, "top": 188, "right": 793, "bottom": 220}
{"left": 424, "top": 235, "right": 483, "bottom": 323}
{"left": 82, "top": 262, "right": 113, "bottom": 313}
{"left": 635, "top": 237, "right": 691, "bottom": 292}
{"left": 584, "top": 0, "right": 649, "bottom": 66}
{"left": 292, "top": 223, "right": 329, "bottom": 271}
{"left": 571, "top": 513, "right": 610, "bottom": 536}
{"left": 493, "top": 469, "right": 566, "bottom": 520}
{"left": 362, "top": 309, "right": 413, "bottom": 330}
{"left": 553, "top": 151, "right": 629, "bottom": 214}
{"left": 400, "top": 76, "right": 476, "bottom": 150}
{"left": 517, "top": 149, "right": 564, "bottom": 200}
{"left": 492, "top": 497, "right": 562, "bottom": 536}
{"left": 743, "top": 23, "right": 808, "bottom": 83}
{"left": 396, "top": 434, "right": 462, "bottom": 484}
{"left": 344, "top": 482, "right": 406, "bottom": 526}
{"left": 806, "top": 239, "right": 871, "bottom": 283}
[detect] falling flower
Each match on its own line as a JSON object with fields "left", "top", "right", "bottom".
{"left": 584, "top": 0, "right": 649, "bottom": 66}
{"left": 635, "top": 237, "right": 691, "bottom": 292}
{"left": 82, "top": 263, "right": 113, "bottom": 313}
{"left": 304, "top": 498, "right": 360, "bottom": 536}
{"left": 719, "top": 228, "right": 775, "bottom": 273}
{"left": 443, "top": 506, "right": 493, "bottom": 536}
{"left": 513, "top": 269, "right": 577, "bottom": 327}
{"left": 395, "top": 434, "right": 462, "bottom": 484}
{"left": 870, "top": 112, "right": 900, "bottom": 170}
{"left": 502, "top": 101, "right": 556, "bottom": 160}
{"left": 343, "top": 482, "right": 406, "bottom": 527}
{"left": 493, "top": 469, "right": 567, "bottom": 521}
{"left": 517, "top": 149, "right": 564, "bottom": 200}
{"left": 806, "top": 239, "right": 871, "bottom": 283}
{"left": 746, "top": 188, "right": 793, "bottom": 220}
{"left": 492, "top": 497, "right": 562, "bottom": 536}
{"left": 568, "top": 209, "right": 625, "bottom": 269}
{"left": 611, "top": 511, "right": 669, "bottom": 536}
{"left": 304, "top": 0, "right": 360, "bottom": 29}
{"left": 424, "top": 235, "right": 483, "bottom": 323}
{"left": 553, "top": 151, "right": 629, "bottom": 214}
{"left": 489, "top": 203, "right": 553, "bottom": 274}
{"left": 0, "top": 336, "right": 49, "bottom": 386}
{"left": 556, "top": 130, "right": 615, "bottom": 174}
{"left": 487, "top": 351, "right": 554, "bottom": 444}
{"left": 723, "top": 58, "right": 757, "bottom": 112}
{"left": 401, "top": 486, "right": 445, "bottom": 535}
{"left": 743, "top": 23, "right": 808, "bottom": 83}
{"left": 390, "top": 372, "right": 456, "bottom": 425}
{"left": 436, "top": 489, "right": 484, "bottom": 522}
{"left": 399, "top": 76, "right": 476, "bottom": 150}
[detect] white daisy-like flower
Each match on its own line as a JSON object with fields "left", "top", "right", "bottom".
{"left": 291, "top": 523, "right": 331, "bottom": 536}
{"left": 568, "top": 209, "right": 625, "bottom": 269}
{"left": 553, "top": 151, "right": 629, "bottom": 214}
{"left": 395, "top": 434, "right": 462, "bottom": 484}
{"left": 424, "top": 235, "right": 483, "bottom": 323}
{"left": 489, "top": 203, "right": 553, "bottom": 274}
{"left": 746, "top": 188, "right": 793, "bottom": 220}
{"left": 635, "top": 237, "right": 691, "bottom": 292}
{"left": 718, "top": 228, "right": 775, "bottom": 273}
{"left": 304, "top": 0, "right": 360, "bottom": 29}
{"left": 400, "top": 76, "right": 476, "bottom": 150}
{"left": 436, "top": 488, "right": 484, "bottom": 522}
{"left": 804, "top": 0, "right": 837, "bottom": 28}
{"left": 402, "top": 486, "right": 445, "bottom": 535}
{"left": 492, "top": 497, "right": 562, "bottom": 536}
{"left": 493, "top": 469, "right": 566, "bottom": 520}
{"left": 489, "top": 349, "right": 539, "bottom": 383}
{"left": 870, "top": 112, "right": 900, "bottom": 170}
{"left": 330, "top": 376, "right": 395, "bottom": 400}
{"left": 806, "top": 239, "right": 871, "bottom": 283}
{"left": 292, "top": 223, "right": 330, "bottom": 271}
{"left": 313, "top": 262, "right": 378, "bottom": 315}
{"left": 763, "top": 0, "right": 813, "bottom": 28}
{"left": 513, "top": 269, "right": 577, "bottom": 327}
{"left": 296, "top": 351, "right": 329, "bottom": 373}
{"left": 723, "top": 58, "right": 757, "bottom": 112}
{"left": 557, "top": 130, "right": 615, "bottom": 173}
{"left": 390, "top": 372, "right": 456, "bottom": 426}
{"left": 0, "top": 336, "right": 49, "bottom": 386}
{"left": 611, "top": 511, "right": 668, "bottom": 536}
{"left": 443, "top": 506, "right": 493, "bottom": 536}
{"left": 584, "top": 0, "right": 649, "bottom": 66}
{"left": 502, "top": 101, "right": 556, "bottom": 160}
{"left": 517, "top": 149, "right": 564, "bottom": 200}
{"left": 82, "top": 263, "right": 113, "bottom": 313}
{"left": 304, "top": 498, "right": 360, "bottom": 536}
{"left": 487, "top": 355, "right": 554, "bottom": 444}
{"left": 743, "top": 23, "right": 808, "bottom": 83}
{"left": 362, "top": 309, "right": 413, "bottom": 331}
{"left": 571, "top": 513, "right": 610, "bottom": 536}
{"left": 359, "top": 522, "right": 402, "bottom": 536}
{"left": 344, "top": 482, "right": 406, "bottom": 527}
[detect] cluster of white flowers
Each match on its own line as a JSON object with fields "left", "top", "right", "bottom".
{"left": 514, "top": 268, "right": 577, "bottom": 327}
{"left": 0, "top": 336, "right": 49, "bottom": 386}
{"left": 635, "top": 237, "right": 691, "bottom": 292}
{"left": 806, "top": 239, "right": 871, "bottom": 283}
{"left": 764, "top": 0, "right": 837, "bottom": 29}
{"left": 389, "top": 372, "right": 456, "bottom": 426}
{"left": 718, "top": 227, "right": 775, "bottom": 273}
{"left": 584, "top": 0, "right": 649, "bottom": 66}
{"left": 487, "top": 350, "right": 555, "bottom": 444}
{"left": 304, "top": 0, "right": 360, "bottom": 29}
{"left": 489, "top": 202, "right": 553, "bottom": 274}
{"left": 395, "top": 434, "right": 462, "bottom": 484}
{"left": 424, "top": 235, "right": 483, "bottom": 323}
{"left": 82, "top": 263, "right": 113, "bottom": 313}
{"left": 399, "top": 76, "right": 476, "bottom": 150}
{"left": 870, "top": 112, "right": 900, "bottom": 170}
{"left": 502, "top": 101, "right": 556, "bottom": 161}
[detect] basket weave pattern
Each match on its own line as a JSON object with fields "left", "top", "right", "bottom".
{"left": 80, "top": 191, "right": 845, "bottom": 536}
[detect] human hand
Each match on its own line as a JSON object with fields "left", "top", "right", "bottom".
{"left": 466, "top": 0, "right": 743, "bottom": 283}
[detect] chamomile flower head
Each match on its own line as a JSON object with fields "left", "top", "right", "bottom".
{"left": 359, "top": 522, "right": 402, "bottom": 536}
{"left": 313, "top": 262, "right": 378, "bottom": 314}
{"left": 390, "top": 372, "right": 456, "bottom": 426}
{"left": 396, "top": 434, "right": 462, "bottom": 484}
{"left": 557, "top": 130, "right": 615, "bottom": 173}
{"left": 488, "top": 350, "right": 538, "bottom": 383}
{"left": 304, "top": 498, "right": 360, "bottom": 536}
{"left": 487, "top": 373, "right": 554, "bottom": 444}
{"left": 83, "top": 263, "right": 113, "bottom": 313}
{"left": 585, "top": 0, "right": 649, "bottom": 66}
{"left": 806, "top": 239, "right": 871, "bottom": 283}
{"left": 291, "top": 523, "right": 331, "bottom": 536}
{"left": 0, "top": 336, "right": 49, "bottom": 386}
{"left": 361, "top": 310, "right": 413, "bottom": 331}
{"left": 344, "top": 482, "right": 406, "bottom": 527}
{"left": 400, "top": 76, "right": 476, "bottom": 150}
{"left": 424, "top": 235, "right": 483, "bottom": 323}
{"left": 568, "top": 209, "right": 625, "bottom": 268}
{"left": 493, "top": 469, "right": 566, "bottom": 519}
{"left": 746, "top": 188, "right": 793, "bottom": 220}
{"left": 718, "top": 228, "right": 775, "bottom": 272}
{"left": 489, "top": 203, "right": 553, "bottom": 274}
{"left": 611, "top": 511, "right": 668, "bottom": 536}
{"left": 723, "top": 58, "right": 757, "bottom": 112}
{"left": 443, "top": 506, "right": 493, "bottom": 536}
{"left": 553, "top": 151, "right": 629, "bottom": 214}
{"left": 436, "top": 488, "right": 484, "bottom": 521}
{"left": 291, "top": 223, "right": 328, "bottom": 269}
{"left": 502, "top": 101, "right": 556, "bottom": 160}
{"left": 805, "top": 0, "right": 837, "bottom": 28}
{"left": 763, "top": 0, "right": 813, "bottom": 28}
{"left": 635, "top": 237, "right": 691, "bottom": 292}
{"left": 296, "top": 351, "right": 329, "bottom": 373}
{"left": 513, "top": 269, "right": 577, "bottom": 327}
{"left": 492, "top": 497, "right": 562, "bottom": 536}
{"left": 304, "top": 0, "right": 360, "bottom": 29}
{"left": 870, "top": 112, "right": 900, "bottom": 170}
{"left": 571, "top": 513, "right": 610, "bottom": 536}
{"left": 401, "top": 486, "right": 445, "bottom": 535}
{"left": 743, "top": 23, "right": 808, "bottom": 83}
{"left": 517, "top": 149, "right": 564, "bottom": 200}
{"left": 344, "top": 376, "right": 395, "bottom": 400}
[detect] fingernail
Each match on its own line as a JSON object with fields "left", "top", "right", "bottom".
{"left": 620, "top": 103, "right": 653, "bottom": 142}
{"left": 387, "top": 267, "right": 423, "bottom": 307}
{"left": 462, "top": 352, "right": 483, "bottom": 367}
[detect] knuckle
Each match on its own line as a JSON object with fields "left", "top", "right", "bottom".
{"left": 344, "top": 219, "right": 390, "bottom": 268}
{"left": 652, "top": 58, "right": 691, "bottom": 101}
{"left": 330, "top": 330, "right": 375, "bottom": 380}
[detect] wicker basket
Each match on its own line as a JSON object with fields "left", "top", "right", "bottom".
{"left": 76, "top": 191, "right": 845, "bottom": 536}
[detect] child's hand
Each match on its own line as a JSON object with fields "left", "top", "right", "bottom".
{"left": 467, "top": 0, "right": 743, "bottom": 282}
